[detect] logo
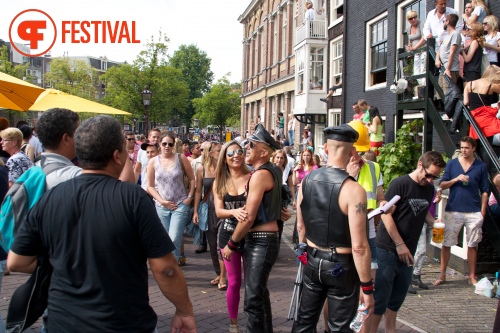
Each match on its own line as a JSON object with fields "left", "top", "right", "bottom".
{"left": 9, "top": 9, "right": 57, "bottom": 57}
{"left": 9, "top": 9, "right": 140, "bottom": 58}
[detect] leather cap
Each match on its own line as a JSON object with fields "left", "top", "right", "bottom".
{"left": 323, "top": 124, "right": 359, "bottom": 143}
{"left": 248, "top": 123, "right": 281, "bottom": 150}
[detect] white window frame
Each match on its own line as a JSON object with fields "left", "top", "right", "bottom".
{"left": 329, "top": 35, "right": 343, "bottom": 96}
{"left": 328, "top": 108, "right": 341, "bottom": 127}
{"left": 396, "top": 0, "right": 426, "bottom": 49}
{"left": 282, "top": 6, "right": 288, "bottom": 60}
{"left": 365, "top": 12, "right": 388, "bottom": 91}
{"left": 273, "top": 16, "right": 279, "bottom": 65}
{"left": 328, "top": 0, "right": 344, "bottom": 28}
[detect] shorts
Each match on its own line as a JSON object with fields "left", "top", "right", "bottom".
{"left": 368, "top": 237, "right": 378, "bottom": 270}
{"left": 443, "top": 211, "right": 483, "bottom": 248}
{"left": 374, "top": 247, "right": 413, "bottom": 315}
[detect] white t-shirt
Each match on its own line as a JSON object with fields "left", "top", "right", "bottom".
{"left": 137, "top": 149, "right": 149, "bottom": 191}
{"left": 471, "top": 6, "right": 487, "bottom": 24}
{"left": 485, "top": 32, "right": 500, "bottom": 63}
{"left": 30, "top": 135, "right": 43, "bottom": 155}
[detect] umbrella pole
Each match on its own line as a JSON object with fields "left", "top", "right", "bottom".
{"left": 287, "top": 262, "right": 303, "bottom": 321}
{"left": 294, "top": 263, "right": 302, "bottom": 321}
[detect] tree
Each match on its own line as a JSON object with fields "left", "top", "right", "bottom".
{"left": 102, "top": 32, "right": 189, "bottom": 130}
{"left": 169, "top": 44, "right": 214, "bottom": 126}
{"left": 192, "top": 77, "right": 240, "bottom": 139}
{"left": 44, "top": 57, "right": 98, "bottom": 99}
{"left": 0, "top": 45, "right": 29, "bottom": 79}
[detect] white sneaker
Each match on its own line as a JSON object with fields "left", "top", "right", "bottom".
{"left": 441, "top": 114, "right": 450, "bottom": 121}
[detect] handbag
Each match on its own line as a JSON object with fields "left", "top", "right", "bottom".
{"left": 178, "top": 153, "right": 191, "bottom": 193}
{"left": 390, "top": 58, "right": 408, "bottom": 94}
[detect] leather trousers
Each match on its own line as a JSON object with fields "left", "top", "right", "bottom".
{"left": 243, "top": 234, "right": 279, "bottom": 333}
{"left": 291, "top": 251, "right": 359, "bottom": 333}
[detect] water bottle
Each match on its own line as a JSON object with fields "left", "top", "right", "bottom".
{"left": 349, "top": 303, "right": 368, "bottom": 332}
{"left": 494, "top": 272, "right": 500, "bottom": 298}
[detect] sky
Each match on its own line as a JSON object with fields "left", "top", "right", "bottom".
{"left": 1, "top": 0, "right": 249, "bottom": 83}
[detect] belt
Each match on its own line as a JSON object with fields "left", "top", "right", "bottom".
{"left": 246, "top": 231, "right": 279, "bottom": 239}
{"left": 307, "top": 247, "right": 353, "bottom": 262}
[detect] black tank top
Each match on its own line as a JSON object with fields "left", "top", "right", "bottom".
{"left": 469, "top": 82, "right": 499, "bottom": 110}
{"left": 218, "top": 192, "right": 246, "bottom": 251}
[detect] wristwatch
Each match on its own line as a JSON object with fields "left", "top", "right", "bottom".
{"left": 188, "top": 195, "right": 194, "bottom": 199}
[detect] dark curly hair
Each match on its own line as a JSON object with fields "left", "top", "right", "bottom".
{"left": 75, "top": 116, "right": 124, "bottom": 170}
{"left": 37, "top": 108, "right": 79, "bottom": 150}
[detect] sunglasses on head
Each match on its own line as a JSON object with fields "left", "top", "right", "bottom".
{"left": 161, "top": 142, "right": 175, "bottom": 147}
{"left": 227, "top": 149, "right": 244, "bottom": 157}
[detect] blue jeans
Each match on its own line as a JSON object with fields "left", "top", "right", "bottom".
{"left": 288, "top": 130, "right": 295, "bottom": 146}
{"left": 374, "top": 247, "right": 413, "bottom": 315}
{"left": 0, "top": 260, "right": 5, "bottom": 333}
{"left": 156, "top": 203, "right": 190, "bottom": 260}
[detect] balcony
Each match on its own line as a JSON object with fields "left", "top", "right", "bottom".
{"left": 295, "top": 18, "right": 327, "bottom": 45}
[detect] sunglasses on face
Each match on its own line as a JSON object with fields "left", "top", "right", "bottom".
{"left": 227, "top": 149, "right": 244, "bottom": 157}
{"left": 424, "top": 166, "right": 440, "bottom": 180}
{"left": 161, "top": 142, "right": 175, "bottom": 147}
{"left": 126, "top": 138, "right": 135, "bottom": 141}
{"left": 408, "top": 16, "right": 417, "bottom": 20}
{"left": 483, "top": 22, "right": 490, "bottom": 25}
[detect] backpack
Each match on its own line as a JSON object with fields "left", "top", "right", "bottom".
{"left": 0, "top": 155, "right": 63, "bottom": 253}
{"left": 0, "top": 155, "right": 65, "bottom": 333}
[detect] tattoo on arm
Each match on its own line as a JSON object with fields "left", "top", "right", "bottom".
{"left": 355, "top": 202, "right": 367, "bottom": 215}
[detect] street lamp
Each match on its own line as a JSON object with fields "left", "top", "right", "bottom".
{"left": 141, "top": 86, "right": 152, "bottom": 135}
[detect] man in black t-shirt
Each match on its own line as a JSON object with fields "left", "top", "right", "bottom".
{"left": 7, "top": 116, "right": 196, "bottom": 333}
{"left": 366, "top": 151, "right": 446, "bottom": 333}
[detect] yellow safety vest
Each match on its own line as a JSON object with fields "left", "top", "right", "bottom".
{"left": 358, "top": 160, "right": 381, "bottom": 210}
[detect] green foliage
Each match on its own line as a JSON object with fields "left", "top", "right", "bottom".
{"left": 377, "top": 119, "right": 423, "bottom": 190}
{"left": 192, "top": 77, "right": 240, "bottom": 139}
{"left": 169, "top": 44, "right": 214, "bottom": 126}
{"left": 0, "top": 45, "right": 29, "bottom": 79}
{"left": 102, "top": 31, "right": 189, "bottom": 126}
{"left": 44, "top": 57, "right": 98, "bottom": 99}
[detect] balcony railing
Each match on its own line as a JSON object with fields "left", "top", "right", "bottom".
{"left": 295, "top": 19, "right": 326, "bottom": 45}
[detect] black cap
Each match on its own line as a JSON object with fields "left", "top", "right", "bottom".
{"left": 141, "top": 142, "right": 159, "bottom": 150}
{"left": 323, "top": 124, "right": 359, "bottom": 143}
{"left": 248, "top": 123, "right": 281, "bottom": 150}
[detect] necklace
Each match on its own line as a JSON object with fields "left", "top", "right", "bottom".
{"left": 325, "top": 164, "right": 346, "bottom": 171}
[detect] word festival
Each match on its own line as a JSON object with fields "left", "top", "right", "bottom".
{"left": 61, "top": 21, "right": 140, "bottom": 43}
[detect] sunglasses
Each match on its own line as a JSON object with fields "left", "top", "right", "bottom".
{"left": 126, "top": 138, "right": 135, "bottom": 141}
{"left": 161, "top": 142, "right": 175, "bottom": 147}
{"left": 227, "top": 149, "right": 244, "bottom": 157}
{"left": 483, "top": 22, "right": 490, "bottom": 25}
{"left": 408, "top": 16, "right": 417, "bottom": 20}
{"left": 423, "top": 166, "right": 440, "bottom": 180}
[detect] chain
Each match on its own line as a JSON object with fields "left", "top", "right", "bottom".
{"left": 324, "top": 164, "right": 346, "bottom": 171}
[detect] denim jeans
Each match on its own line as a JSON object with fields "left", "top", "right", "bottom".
{"left": 0, "top": 260, "right": 5, "bottom": 333}
{"left": 156, "top": 203, "right": 190, "bottom": 260}
{"left": 244, "top": 235, "right": 279, "bottom": 333}
{"left": 374, "top": 247, "right": 413, "bottom": 315}
{"left": 288, "top": 130, "right": 295, "bottom": 146}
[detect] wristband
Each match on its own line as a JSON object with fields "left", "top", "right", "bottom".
{"left": 227, "top": 237, "right": 239, "bottom": 251}
{"left": 395, "top": 242, "right": 405, "bottom": 247}
{"left": 229, "top": 236, "right": 240, "bottom": 246}
{"left": 361, "top": 280, "right": 374, "bottom": 295}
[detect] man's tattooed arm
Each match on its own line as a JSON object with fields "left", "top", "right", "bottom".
{"left": 355, "top": 202, "right": 367, "bottom": 215}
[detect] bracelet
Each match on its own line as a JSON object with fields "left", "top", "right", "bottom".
{"left": 227, "top": 237, "right": 239, "bottom": 251}
{"left": 395, "top": 242, "right": 405, "bottom": 247}
{"left": 361, "top": 280, "right": 374, "bottom": 295}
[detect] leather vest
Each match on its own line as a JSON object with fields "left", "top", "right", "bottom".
{"left": 301, "top": 168, "right": 353, "bottom": 248}
{"left": 248, "top": 162, "right": 282, "bottom": 228}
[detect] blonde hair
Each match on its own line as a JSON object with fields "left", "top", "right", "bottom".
{"left": 174, "top": 138, "right": 183, "bottom": 154}
{"left": 271, "top": 149, "right": 287, "bottom": 169}
{"left": 0, "top": 127, "right": 23, "bottom": 148}
{"left": 485, "top": 15, "right": 499, "bottom": 33}
{"left": 214, "top": 141, "right": 250, "bottom": 199}
{"left": 482, "top": 64, "right": 500, "bottom": 84}
{"left": 472, "top": 0, "right": 491, "bottom": 15}
{"left": 406, "top": 10, "right": 418, "bottom": 20}
{"left": 469, "top": 22, "right": 485, "bottom": 47}
{"left": 202, "top": 142, "right": 221, "bottom": 172}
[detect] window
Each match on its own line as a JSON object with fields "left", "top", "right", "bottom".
{"left": 328, "top": 109, "right": 341, "bottom": 126}
{"left": 292, "top": 0, "right": 298, "bottom": 46}
{"left": 282, "top": 6, "right": 288, "bottom": 60}
{"left": 309, "top": 46, "right": 325, "bottom": 91}
{"left": 296, "top": 46, "right": 305, "bottom": 94}
{"left": 329, "top": 0, "right": 344, "bottom": 26}
{"left": 401, "top": 0, "right": 426, "bottom": 46}
{"left": 329, "top": 36, "right": 343, "bottom": 94}
{"left": 273, "top": 17, "right": 278, "bottom": 64}
{"left": 365, "top": 13, "right": 388, "bottom": 89}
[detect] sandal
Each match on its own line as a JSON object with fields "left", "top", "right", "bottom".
{"left": 218, "top": 282, "right": 227, "bottom": 291}
{"left": 432, "top": 279, "right": 446, "bottom": 286}
{"left": 210, "top": 277, "right": 220, "bottom": 286}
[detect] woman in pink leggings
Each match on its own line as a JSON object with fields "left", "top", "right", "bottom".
{"left": 214, "top": 141, "right": 251, "bottom": 333}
